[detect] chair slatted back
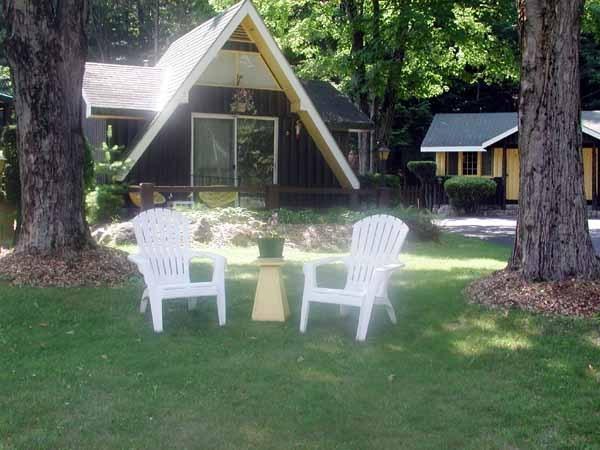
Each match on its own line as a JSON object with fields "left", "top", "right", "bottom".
{"left": 346, "top": 215, "right": 409, "bottom": 291}
{"left": 132, "top": 208, "right": 192, "bottom": 285}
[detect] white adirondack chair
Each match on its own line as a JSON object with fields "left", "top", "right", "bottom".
{"left": 128, "top": 208, "right": 226, "bottom": 332}
{"left": 300, "top": 214, "right": 409, "bottom": 341}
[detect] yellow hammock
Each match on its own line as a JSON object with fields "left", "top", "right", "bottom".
{"left": 198, "top": 190, "right": 238, "bottom": 208}
{"left": 129, "top": 191, "right": 167, "bottom": 208}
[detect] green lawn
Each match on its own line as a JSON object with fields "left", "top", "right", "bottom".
{"left": 1, "top": 235, "right": 599, "bottom": 449}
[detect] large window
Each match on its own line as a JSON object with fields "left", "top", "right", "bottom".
{"left": 462, "top": 152, "right": 479, "bottom": 175}
{"left": 197, "top": 50, "right": 281, "bottom": 90}
{"left": 191, "top": 114, "right": 277, "bottom": 187}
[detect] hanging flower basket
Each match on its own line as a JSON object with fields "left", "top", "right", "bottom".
{"left": 230, "top": 87, "right": 256, "bottom": 115}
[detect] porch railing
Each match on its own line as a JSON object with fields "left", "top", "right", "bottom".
{"left": 129, "top": 177, "right": 506, "bottom": 212}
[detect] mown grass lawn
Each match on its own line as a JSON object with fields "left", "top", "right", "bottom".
{"left": 1, "top": 234, "right": 599, "bottom": 449}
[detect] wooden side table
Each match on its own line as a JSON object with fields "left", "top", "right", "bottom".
{"left": 252, "top": 258, "right": 290, "bottom": 322}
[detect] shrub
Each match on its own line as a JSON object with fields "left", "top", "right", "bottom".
{"left": 407, "top": 161, "right": 437, "bottom": 184}
{"left": 86, "top": 184, "right": 126, "bottom": 224}
{"left": 358, "top": 173, "right": 401, "bottom": 188}
{"left": 84, "top": 139, "right": 95, "bottom": 193}
{"left": 444, "top": 176, "right": 497, "bottom": 213}
{"left": 0, "top": 126, "right": 18, "bottom": 203}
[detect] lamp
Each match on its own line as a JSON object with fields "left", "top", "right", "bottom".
{"left": 378, "top": 145, "right": 391, "bottom": 161}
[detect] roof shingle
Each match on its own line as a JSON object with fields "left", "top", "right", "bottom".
{"left": 302, "top": 80, "right": 373, "bottom": 130}
{"left": 83, "top": 62, "right": 165, "bottom": 112}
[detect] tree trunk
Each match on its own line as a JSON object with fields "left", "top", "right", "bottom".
{"left": 509, "top": 0, "right": 599, "bottom": 280}
{"left": 3, "top": 1, "right": 92, "bottom": 255}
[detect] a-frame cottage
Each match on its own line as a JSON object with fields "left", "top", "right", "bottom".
{"left": 82, "top": 0, "right": 373, "bottom": 207}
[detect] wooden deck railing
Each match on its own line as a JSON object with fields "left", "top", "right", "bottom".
{"left": 129, "top": 177, "right": 507, "bottom": 211}
{"left": 130, "top": 183, "right": 384, "bottom": 211}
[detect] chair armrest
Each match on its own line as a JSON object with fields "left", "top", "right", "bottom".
{"left": 303, "top": 256, "right": 347, "bottom": 288}
{"left": 375, "top": 262, "right": 405, "bottom": 274}
{"left": 369, "top": 262, "right": 405, "bottom": 292}
{"left": 189, "top": 250, "right": 227, "bottom": 282}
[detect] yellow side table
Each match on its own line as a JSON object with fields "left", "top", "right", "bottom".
{"left": 252, "top": 258, "right": 290, "bottom": 322}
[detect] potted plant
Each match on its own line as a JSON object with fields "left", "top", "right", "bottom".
{"left": 257, "top": 212, "right": 285, "bottom": 258}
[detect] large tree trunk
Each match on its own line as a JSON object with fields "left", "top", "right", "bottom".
{"left": 509, "top": 0, "right": 599, "bottom": 280}
{"left": 3, "top": 1, "right": 92, "bottom": 255}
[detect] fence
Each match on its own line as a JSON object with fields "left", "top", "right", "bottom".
{"left": 130, "top": 177, "right": 506, "bottom": 212}
{"left": 132, "top": 183, "right": 389, "bottom": 211}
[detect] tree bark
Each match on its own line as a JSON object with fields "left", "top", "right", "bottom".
{"left": 3, "top": 0, "right": 92, "bottom": 255}
{"left": 509, "top": 0, "right": 600, "bottom": 280}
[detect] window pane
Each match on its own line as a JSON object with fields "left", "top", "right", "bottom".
{"left": 197, "top": 51, "right": 237, "bottom": 86}
{"left": 192, "top": 118, "right": 235, "bottom": 185}
{"left": 236, "top": 118, "right": 275, "bottom": 186}
{"left": 462, "top": 152, "right": 478, "bottom": 175}
{"left": 238, "top": 53, "right": 279, "bottom": 90}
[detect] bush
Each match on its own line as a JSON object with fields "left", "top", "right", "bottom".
{"left": 358, "top": 173, "right": 402, "bottom": 188}
{"left": 0, "top": 126, "right": 19, "bottom": 207}
{"left": 407, "top": 161, "right": 437, "bottom": 184}
{"left": 86, "top": 185, "right": 126, "bottom": 224}
{"left": 444, "top": 176, "right": 497, "bottom": 213}
{"left": 84, "top": 139, "right": 95, "bottom": 193}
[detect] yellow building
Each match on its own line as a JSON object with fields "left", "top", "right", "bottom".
{"left": 421, "top": 112, "right": 600, "bottom": 204}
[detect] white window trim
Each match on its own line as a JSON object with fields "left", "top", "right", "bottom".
{"left": 190, "top": 112, "right": 279, "bottom": 187}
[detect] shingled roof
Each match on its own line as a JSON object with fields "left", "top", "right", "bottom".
{"left": 83, "top": 63, "right": 165, "bottom": 113}
{"left": 156, "top": 2, "right": 244, "bottom": 100}
{"left": 422, "top": 112, "right": 600, "bottom": 151}
{"left": 302, "top": 80, "right": 372, "bottom": 130}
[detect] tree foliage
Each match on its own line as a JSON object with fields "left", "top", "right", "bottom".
{"left": 210, "top": 0, "right": 517, "bottom": 146}
{"left": 87, "top": 0, "right": 214, "bottom": 64}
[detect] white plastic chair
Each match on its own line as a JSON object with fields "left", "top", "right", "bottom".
{"left": 128, "top": 208, "right": 226, "bottom": 332}
{"left": 300, "top": 214, "right": 409, "bottom": 341}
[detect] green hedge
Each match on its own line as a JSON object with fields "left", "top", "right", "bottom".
{"left": 407, "top": 161, "right": 437, "bottom": 184}
{"left": 444, "top": 176, "right": 497, "bottom": 213}
{"left": 358, "top": 173, "right": 402, "bottom": 188}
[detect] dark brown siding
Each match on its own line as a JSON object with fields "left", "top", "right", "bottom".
{"left": 127, "top": 85, "right": 344, "bottom": 189}
{"left": 82, "top": 118, "right": 107, "bottom": 152}
{"left": 108, "top": 119, "right": 147, "bottom": 148}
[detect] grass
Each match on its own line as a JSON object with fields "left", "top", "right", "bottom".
{"left": 1, "top": 234, "right": 599, "bottom": 449}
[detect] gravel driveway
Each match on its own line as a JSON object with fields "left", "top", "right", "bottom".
{"left": 437, "top": 217, "right": 600, "bottom": 254}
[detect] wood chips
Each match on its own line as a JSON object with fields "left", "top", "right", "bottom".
{"left": 0, "top": 246, "right": 137, "bottom": 287}
{"left": 466, "top": 270, "right": 600, "bottom": 317}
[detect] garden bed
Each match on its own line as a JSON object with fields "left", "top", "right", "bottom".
{"left": 91, "top": 206, "right": 439, "bottom": 251}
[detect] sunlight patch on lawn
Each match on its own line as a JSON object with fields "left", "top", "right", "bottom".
{"left": 443, "top": 316, "right": 499, "bottom": 333}
{"left": 585, "top": 332, "right": 600, "bottom": 348}
{"left": 403, "top": 255, "right": 507, "bottom": 272}
{"left": 452, "top": 333, "right": 532, "bottom": 356}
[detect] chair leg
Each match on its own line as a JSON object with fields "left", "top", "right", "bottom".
{"left": 383, "top": 296, "right": 397, "bottom": 324}
{"left": 356, "top": 295, "right": 375, "bottom": 342}
{"left": 149, "top": 292, "right": 164, "bottom": 333}
{"left": 299, "top": 295, "right": 310, "bottom": 333}
{"left": 140, "top": 288, "right": 149, "bottom": 314}
{"left": 216, "top": 287, "right": 226, "bottom": 326}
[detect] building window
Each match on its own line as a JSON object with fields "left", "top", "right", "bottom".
{"left": 462, "top": 152, "right": 478, "bottom": 175}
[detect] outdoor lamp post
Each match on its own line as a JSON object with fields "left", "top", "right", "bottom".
{"left": 378, "top": 145, "right": 391, "bottom": 173}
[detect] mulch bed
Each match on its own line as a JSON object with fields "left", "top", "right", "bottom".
{"left": 466, "top": 270, "right": 600, "bottom": 317}
{"left": 0, "top": 246, "right": 137, "bottom": 287}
